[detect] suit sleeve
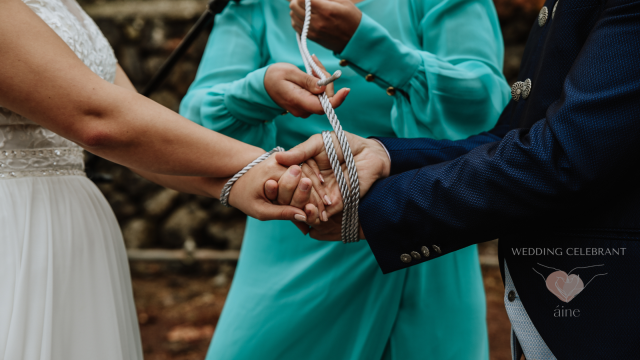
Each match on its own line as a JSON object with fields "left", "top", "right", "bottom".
{"left": 360, "top": 0, "right": 640, "bottom": 274}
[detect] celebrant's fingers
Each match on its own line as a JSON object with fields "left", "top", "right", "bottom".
{"left": 264, "top": 179, "right": 278, "bottom": 201}
{"left": 291, "top": 17, "right": 303, "bottom": 35}
{"left": 276, "top": 134, "right": 325, "bottom": 166}
{"left": 311, "top": 55, "right": 335, "bottom": 97}
{"left": 290, "top": 177, "right": 313, "bottom": 209}
{"left": 277, "top": 165, "right": 302, "bottom": 205}
{"left": 289, "top": 0, "right": 306, "bottom": 21}
{"left": 328, "top": 88, "right": 350, "bottom": 109}
{"left": 288, "top": 69, "right": 325, "bottom": 95}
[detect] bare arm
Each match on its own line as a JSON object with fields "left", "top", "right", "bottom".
{"left": 111, "top": 65, "right": 226, "bottom": 197}
{"left": 0, "top": 0, "right": 315, "bottom": 221}
{"left": 0, "top": 0, "right": 264, "bottom": 177}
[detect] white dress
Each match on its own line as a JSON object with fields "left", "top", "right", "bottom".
{"left": 0, "top": 0, "right": 143, "bottom": 359}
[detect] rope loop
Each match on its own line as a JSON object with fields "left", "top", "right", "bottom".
{"left": 297, "top": 0, "right": 360, "bottom": 243}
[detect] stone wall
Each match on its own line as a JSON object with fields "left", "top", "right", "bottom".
{"left": 79, "top": 0, "right": 543, "bottom": 254}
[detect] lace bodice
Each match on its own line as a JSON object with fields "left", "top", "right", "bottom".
{"left": 0, "top": 0, "right": 117, "bottom": 179}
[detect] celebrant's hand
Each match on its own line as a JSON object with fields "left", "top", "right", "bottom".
{"left": 289, "top": 0, "right": 362, "bottom": 53}
{"left": 229, "top": 155, "right": 322, "bottom": 222}
{"left": 265, "top": 63, "right": 350, "bottom": 118}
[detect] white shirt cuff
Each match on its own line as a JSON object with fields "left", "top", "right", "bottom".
{"left": 372, "top": 139, "right": 391, "bottom": 162}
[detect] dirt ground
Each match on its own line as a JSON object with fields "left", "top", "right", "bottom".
{"left": 132, "top": 264, "right": 511, "bottom": 360}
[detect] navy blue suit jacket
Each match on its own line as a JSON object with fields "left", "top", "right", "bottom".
{"left": 360, "top": 0, "right": 640, "bottom": 358}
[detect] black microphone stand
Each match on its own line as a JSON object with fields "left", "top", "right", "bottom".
{"left": 142, "top": 0, "right": 235, "bottom": 97}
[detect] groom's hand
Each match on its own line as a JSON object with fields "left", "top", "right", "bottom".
{"left": 272, "top": 131, "right": 391, "bottom": 237}
{"left": 304, "top": 212, "right": 367, "bottom": 241}
{"left": 276, "top": 132, "right": 390, "bottom": 202}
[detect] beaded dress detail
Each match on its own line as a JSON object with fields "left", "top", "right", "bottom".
{"left": 0, "top": 0, "right": 117, "bottom": 179}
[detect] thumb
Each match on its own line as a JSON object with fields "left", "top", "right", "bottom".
{"left": 275, "top": 149, "right": 306, "bottom": 166}
{"left": 275, "top": 134, "right": 325, "bottom": 166}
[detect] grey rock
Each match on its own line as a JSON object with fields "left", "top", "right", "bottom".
{"left": 107, "top": 191, "right": 138, "bottom": 219}
{"left": 162, "top": 202, "right": 209, "bottom": 247}
{"left": 123, "top": 218, "right": 155, "bottom": 249}
{"left": 211, "top": 273, "right": 228, "bottom": 288}
{"left": 145, "top": 188, "right": 179, "bottom": 217}
{"left": 206, "top": 219, "right": 245, "bottom": 250}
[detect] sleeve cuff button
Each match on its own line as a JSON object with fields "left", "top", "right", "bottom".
{"left": 400, "top": 254, "right": 412, "bottom": 263}
{"left": 339, "top": 59, "right": 349, "bottom": 66}
{"left": 386, "top": 87, "right": 396, "bottom": 96}
{"left": 432, "top": 245, "right": 442, "bottom": 254}
{"left": 365, "top": 74, "right": 375, "bottom": 82}
{"left": 421, "top": 246, "right": 430, "bottom": 257}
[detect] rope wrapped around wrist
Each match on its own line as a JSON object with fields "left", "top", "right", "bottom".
{"left": 220, "top": 147, "right": 285, "bottom": 207}
{"left": 296, "top": 0, "right": 360, "bottom": 243}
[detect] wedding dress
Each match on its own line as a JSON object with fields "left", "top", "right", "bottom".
{"left": 0, "top": 0, "right": 143, "bottom": 358}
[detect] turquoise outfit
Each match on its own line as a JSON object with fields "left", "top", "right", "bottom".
{"left": 180, "top": 0, "right": 510, "bottom": 359}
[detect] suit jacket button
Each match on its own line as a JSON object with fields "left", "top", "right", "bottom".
{"left": 508, "top": 290, "right": 517, "bottom": 302}
{"left": 411, "top": 251, "right": 421, "bottom": 260}
{"left": 400, "top": 254, "right": 412, "bottom": 263}
{"left": 421, "top": 246, "right": 430, "bottom": 257}
{"left": 386, "top": 87, "right": 396, "bottom": 96}
{"left": 339, "top": 59, "right": 349, "bottom": 67}
{"left": 538, "top": 6, "right": 549, "bottom": 26}
{"left": 365, "top": 74, "right": 375, "bottom": 82}
{"left": 432, "top": 245, "right": 442, "bottom": 254}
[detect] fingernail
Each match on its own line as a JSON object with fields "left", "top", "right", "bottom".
{"left": 322, "top": 211, "right": 328, "bottom": 222}
{"left": 318, "top": 173, "right": 325, "bottom": 183}
{"left": 294, "top": 214, "right": 307, "bottom": 222}
{"left": 290, "top": 166, "right": 301, "bottom": 176}
{"left": 300, "top": 181, "right": 310, "bottom": 191}
{"left": 323, "top": 195, "right": 332, "bottom": 206}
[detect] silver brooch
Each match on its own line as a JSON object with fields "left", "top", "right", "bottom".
{"left": 538, "top": 6, "right": 549, "bottom": 27}
{"left": 511, "top": 79, "right": 532, "bottom": 102}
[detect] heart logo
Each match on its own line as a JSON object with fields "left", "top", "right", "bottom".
{"left": 545, "top": 271, "right": 584, "bottom": 303}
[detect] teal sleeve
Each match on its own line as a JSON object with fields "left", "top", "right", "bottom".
{"left": 336, "top": 0, "right": 511, "bottom": 140}
{"left": 179, "top": 1, "right": 281, "bottom": 150}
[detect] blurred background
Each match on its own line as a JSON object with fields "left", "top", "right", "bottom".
{"left": 76, "top": 0, "right": 544, "bottom": 358}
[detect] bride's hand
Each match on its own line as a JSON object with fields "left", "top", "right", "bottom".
{"left": 264, "top": 63, "right": 350, "bottom": 118}
{"left": 228, "top": 155, "right": 325, "bottom": 222}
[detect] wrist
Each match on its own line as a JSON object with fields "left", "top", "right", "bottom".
{"left": 334, "top": 9, "right": 362, "bottom": 53}
{"left": 366, "top": 138, "right": 391, "bottom": 179}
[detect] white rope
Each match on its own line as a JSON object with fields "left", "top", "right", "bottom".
{"left": 296, "top": 0, "right": 360, "bottom": 243}
{"left": 220, "top": 147, "right": 285, "bottom": 207}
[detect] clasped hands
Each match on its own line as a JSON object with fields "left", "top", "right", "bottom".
{"left": 230, "top": 131, "right": 390, "bottom": 241}
{"left": 227, "top": 0, "right": 379, "bottom": 240}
